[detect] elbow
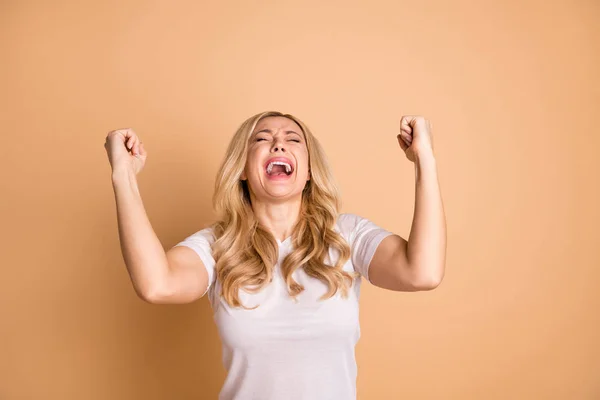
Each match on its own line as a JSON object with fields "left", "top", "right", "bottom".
{"left": 418, "top": 277, "right": 442, "bottom": 291}
{"left": 140, "top": 292, "right": 167, "bottom": 304}
{"left": 412, "top": 269, "right": 444, "bottom": 291}
{"left": 136, "top": 284, "right": 174, "bottom": 304}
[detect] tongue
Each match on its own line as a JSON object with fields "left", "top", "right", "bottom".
{"left": 270, "top": 165, "right": 287, "bottom": 175}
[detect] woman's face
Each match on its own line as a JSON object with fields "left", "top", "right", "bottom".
{"left": 241, "top": 116, "right": 310, "bottom": 201}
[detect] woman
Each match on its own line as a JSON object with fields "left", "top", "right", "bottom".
{"left": 104, "top": 111, "right": 446, "bottom": 400}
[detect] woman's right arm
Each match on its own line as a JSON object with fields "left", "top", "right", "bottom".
{"left": 111, "top": 168, "right": 208, "bottom": 304}
{"left": 106, "top": 128, "right": 208, "bottom": 304}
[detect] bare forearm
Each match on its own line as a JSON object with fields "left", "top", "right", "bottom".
{"left": 406, "top": 151, "right": 447, "bottom": 286}
{"left": 111, "top": 168, "right": 170, "bottom": 300}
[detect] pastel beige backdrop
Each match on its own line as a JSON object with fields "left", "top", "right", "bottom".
{"left": 1, "top": 1, "right": 598, "bottom": 399}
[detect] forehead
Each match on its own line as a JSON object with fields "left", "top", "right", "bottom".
{"left": 253, "top": 116, "right": 302, "bottom": 134}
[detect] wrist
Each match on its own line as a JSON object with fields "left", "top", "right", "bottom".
{"left": 111, "top": 167, "right": 136, "bottom": 185}
{"left": 414, "top": 148, "right": 436, "bottom": 163}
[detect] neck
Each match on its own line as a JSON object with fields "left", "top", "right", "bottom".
{"left": 250, "top": 195, "right": 302, "bottom": 242}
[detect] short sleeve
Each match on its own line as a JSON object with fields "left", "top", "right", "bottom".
{"left": 339, "top": 213, "right": 394, "bottom": 282}
{"left": 172, "top": 227, "right": 217, "bottom": 296}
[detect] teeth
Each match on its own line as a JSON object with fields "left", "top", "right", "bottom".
{"left": 267, "top": 161, "right": 292, "bottom": 175}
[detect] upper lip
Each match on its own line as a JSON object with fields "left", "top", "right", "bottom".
{"left": 264, "top": 156, "right": 295, "bottom": 173}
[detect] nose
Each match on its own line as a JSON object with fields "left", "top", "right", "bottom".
{"left": 271, "top": 138, "right": 286, "bottom": 152}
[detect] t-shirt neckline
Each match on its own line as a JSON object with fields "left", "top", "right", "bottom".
{"left": 276, "top": 236, "right": 292, "bottom": 246}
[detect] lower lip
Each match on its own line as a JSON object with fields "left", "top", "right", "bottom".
{"left": 266, "top": 171, "right": 293, "bottom": 180}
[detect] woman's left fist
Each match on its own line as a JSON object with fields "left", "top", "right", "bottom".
{"left": 397, "top": 115, "right": 434, "bottom": 162}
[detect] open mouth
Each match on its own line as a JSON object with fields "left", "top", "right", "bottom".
{"left": 265, "top": 159, "right": 294, "bottom": 178}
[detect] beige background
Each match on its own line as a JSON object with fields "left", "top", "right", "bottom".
{"left": 1, "top": 0, "right": 599, "bottom": 399}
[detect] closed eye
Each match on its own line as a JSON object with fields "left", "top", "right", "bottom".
{"left": 256, "top": 138, "right": 300, "bottom": 143}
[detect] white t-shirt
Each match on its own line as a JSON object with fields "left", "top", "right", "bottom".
{"left": 174, "top": 213, "right": 393, "bottom": 400}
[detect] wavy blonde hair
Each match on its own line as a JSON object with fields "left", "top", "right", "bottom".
{"left": 210, "top": 111, "right": 359, "bottom": 309}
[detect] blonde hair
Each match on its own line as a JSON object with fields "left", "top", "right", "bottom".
{"left": 211, "top": 111, "right": 359, "bottom": 309}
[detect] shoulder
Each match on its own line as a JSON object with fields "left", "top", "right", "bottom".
{"left": 336, "top": 212, "right": 393, "bottom": 245}
{"left": 176, "top": 224, "right": 217, "bottom": 248}
{"left": 196, "top": 225, "right": 217, "bottom": 240}
{"left": 335, "top": 212, "right": 366, "bottom": 238}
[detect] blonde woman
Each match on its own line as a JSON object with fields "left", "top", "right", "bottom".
{"left": 104, "top": 111, "right": 446, "bottom": 400}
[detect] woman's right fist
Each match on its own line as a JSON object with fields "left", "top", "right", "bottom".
{"left": 104, "top": 128, "right": 147, "bottom": 175}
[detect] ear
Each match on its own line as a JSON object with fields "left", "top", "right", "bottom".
{"left": 241, "top": 170, "right": 247, "bottom": 180}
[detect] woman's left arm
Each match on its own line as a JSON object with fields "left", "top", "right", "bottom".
{"left": 368, "top": 116, "right": 447, "bottom": 291}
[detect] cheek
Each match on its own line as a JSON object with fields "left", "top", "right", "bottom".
{"left": 298, "top": 153, "right": 310, "bottom": 175}
{"left": 246, "top": 147, "right": 258, "bottom": 163}
{"left": 245, "top": 148, "right": 264, "bottom": 175}
{"left": 300, "top": 150, "right": 309, "bottom": 166}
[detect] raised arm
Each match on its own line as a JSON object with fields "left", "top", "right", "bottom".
{"left": 368, "top": 116, "right": 447, "bottom": 291}
{"left": 106, "top": 128, "right": 208, "bottom": 304}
